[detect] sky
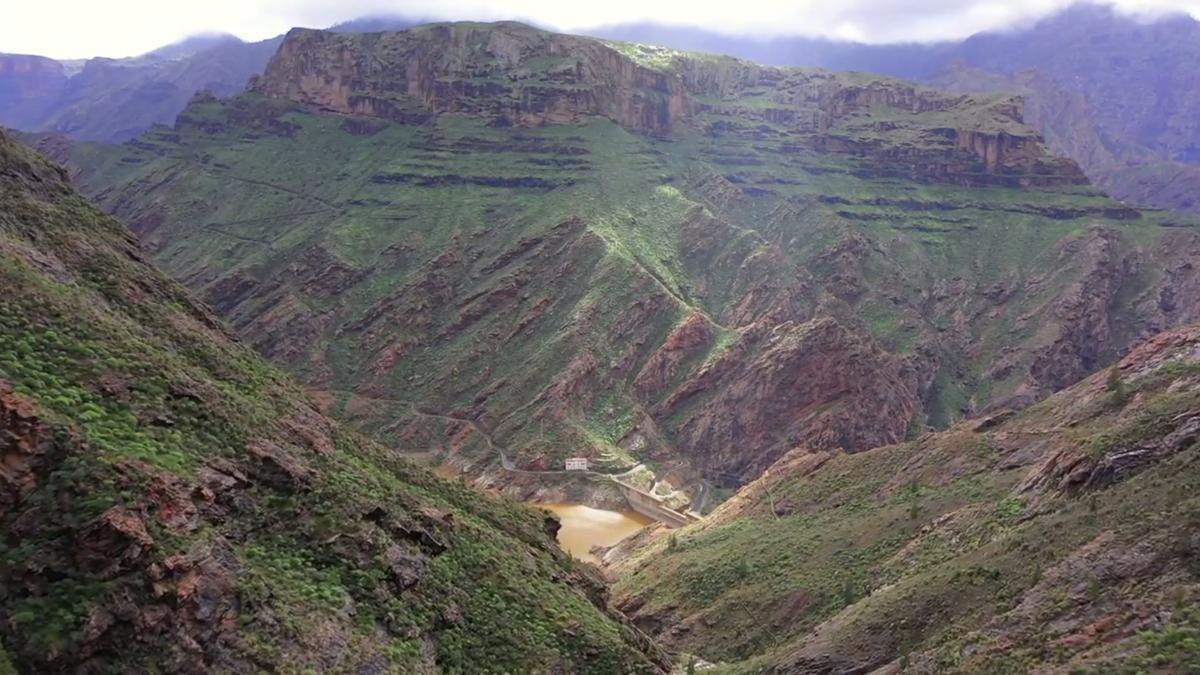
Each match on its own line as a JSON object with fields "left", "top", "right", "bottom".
{"left": 3, "top": 0, "right": 1199, "bottom": 59}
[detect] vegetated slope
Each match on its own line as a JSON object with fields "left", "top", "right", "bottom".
{"left": 0, "top": 34, "right": 281, "bottom": 142}
{"left": 52, "top": 22, "right": 1200, "bottom": 506}
{"left": 593, "top": 4, "right": 1200, "bottom": 216}
{"left": 611, "top": 325, "right": 1200, "bottom": 673}
{"left": 0, "top": 129, "right": 666, "bottom": 673}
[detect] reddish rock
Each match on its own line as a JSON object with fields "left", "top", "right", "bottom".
{"left": 0, "top": 381, "right": 55, "bottom": 518}
{"left": 634, "top": 311, "right": 716, "bottom": 401}
{"left": 657, "top": 318, "right": 922, "bottom": 482}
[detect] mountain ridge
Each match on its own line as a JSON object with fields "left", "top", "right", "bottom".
{"left": 591, "top": 3, "right": 1200, "bottom": 215}
{"left": 6, "top": 5, "right": 1200, "bottom": 219}
{"left": 48, "top": 21, "right": 1200, "bottom": 507}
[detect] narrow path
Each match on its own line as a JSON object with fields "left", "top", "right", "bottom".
{"left": 197, "top": 164, "right": 339, "bottom": 210}
{"left": 318, "top": 388, "right": 698, "bottom": 525}
{"left": 408, "top": 404, "right": 612, "bottom": 479}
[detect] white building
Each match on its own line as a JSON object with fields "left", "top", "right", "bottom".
{"left": 565, "top": 457, "right": 589, "bottom": 471}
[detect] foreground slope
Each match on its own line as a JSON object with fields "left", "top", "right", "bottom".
{"left": 0, "top": 129, "right": 665, "bottom": 673}
{"left": 612, "top": 325, "right": 1200, "bottom": 673}
{"left": 53, "top": 22, "right": 1200, "bottom": 504}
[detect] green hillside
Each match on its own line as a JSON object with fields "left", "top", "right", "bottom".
{"left": 52, "top": 23, "right": 1200, "bottom": 509}
{"left": 0, "top": 128, "right": 665, "bottom": 673}
{"left": 613, "top": 324, "right": 1200, "bottom": 673}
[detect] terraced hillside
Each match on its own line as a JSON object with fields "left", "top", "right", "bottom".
{"left": 51, "top": 22, "right": 1200, "bottom": 506}
{"left": 0, "top": 129, "right": 666, "bottom": 673}
{"left": 611, "top": 323, "right": 1200, "bottom": 673}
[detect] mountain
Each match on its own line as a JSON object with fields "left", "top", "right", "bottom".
{"left": 0, "top": 35, "right": 282, "bottom": 142}
{"left": 0, "top": 15, "right": 436, "bottom": 145}
{"left": 611, "top": 321, "right": 1200, "bottom": 672}
{"left": 591, "top": 4, "right": 1200, "bottom": 216}
{"left": 10, "top": 3, "right": 1200, "bottom": 218}
{"left": 0, "top": 128, "right": 666, "bottom": 672}
{"left": 42, "top": 21, "right": 1200, "bottom": 513}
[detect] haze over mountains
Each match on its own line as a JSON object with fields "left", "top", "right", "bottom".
{"left": 5, "top": 4, "right": 1200, "bottom": 217}
{"left": 592, "top": 3, "right": 1200, "bottom": 215}
{"left": 1, "top": 4, "right": 1200, "bottom": 674}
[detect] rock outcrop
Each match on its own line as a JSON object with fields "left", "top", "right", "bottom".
{"left": 252, "top": 22, "right": 1083, "bottom": 187}
{"left": 656, "top": 318, "right": 921, "bottom": 483}
{"left": 253, "top": 24, "right": 691, "bottom": 135}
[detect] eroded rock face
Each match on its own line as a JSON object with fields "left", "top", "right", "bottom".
{"left": 656, "top": 318, "right": 922, "bottom": 483}
{"left": 1029, "top": 228, "right": 1138, "bottom": 392}
{"left": 254, "top": 24, "right": 691, "bottom": 135}
{"left": 252, "top": 23, "right": 1083, "bottom": 187}
{"left": 0, "top": 381, "right": 57, "bottom": 518}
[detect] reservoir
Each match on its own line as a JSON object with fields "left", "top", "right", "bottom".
{"left": 540, "top": 503, "right": 655, "bottom": 563}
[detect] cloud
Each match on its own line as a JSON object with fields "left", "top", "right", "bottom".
{"left": 4, "top": 0, "right": 1199, "bottom": 59}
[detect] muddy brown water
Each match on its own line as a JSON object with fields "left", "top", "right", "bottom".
{"left": 539, "top": 503, "right": 655, "bottom": 563}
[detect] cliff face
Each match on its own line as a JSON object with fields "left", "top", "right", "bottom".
{"left": 0, "top": 129, "right": 667, "bottom": 673}
{"left": 253, "top": 24, "right": 691, "bottom": 135}
{"left": 253, "top": 23, "right": 1082, "bottom": 187}
{"left": 0, "top": 54, "right": 68, "bottom": 129}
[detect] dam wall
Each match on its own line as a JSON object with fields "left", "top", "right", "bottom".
{"left": 613, "top": 481, "right": 699, "bottom": 528}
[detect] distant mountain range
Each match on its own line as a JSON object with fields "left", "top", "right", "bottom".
{"left": 2, "top": 5, "right": 1199, "bottom": 214}
{"left": 0, "top": 33, "right": 282, "bottom": 142}
{"left": 589, "top": 4, "right": 1200, "bottom": 215}
{"left": 0, "top": 18, "right": 430, "bottom": 144}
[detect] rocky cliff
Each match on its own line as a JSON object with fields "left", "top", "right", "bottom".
{"left": 0, "top": 54, "right": 67, "bottom": 130}
{"left": 252, "top": 23, "right": 1081, "bottom": 187}
{"left": 0, "top": 129, "right": 666, "bottom": 673}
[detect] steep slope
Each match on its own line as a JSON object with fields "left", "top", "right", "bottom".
{"left": 611, "top": 324, "right": 1200, "bottom": 673}
{"left": 0, "top": 129, "right": 666, "bottom": 672}
{"left": 0, "top": 35, "right": 281, "bottom": 142}
{"left": 51, "top": 22, "right": 1200, "bottom": 506}
{"left": 595, "top": 5, "right": 1200, "bottom": 216}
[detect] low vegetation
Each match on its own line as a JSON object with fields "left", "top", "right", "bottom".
{"left": 0, "top": 130, "right": 664, "bottom": 672}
